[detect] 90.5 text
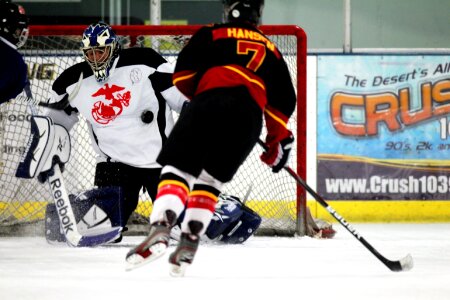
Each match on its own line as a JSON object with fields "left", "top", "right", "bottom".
{"left": 385, "top": 141, "right": 433, "bottom": 151}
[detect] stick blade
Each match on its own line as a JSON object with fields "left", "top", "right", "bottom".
{"left": 388, "top": 253, "right": 414, "bottom": 272}
{"left": 399, "top": 253, "right": 414, "bottom": 271}
{"left": 67, "top": 226, "right": 122, "bottom": 247}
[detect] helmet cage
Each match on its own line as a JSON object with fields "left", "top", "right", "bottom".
{"left": 14, "top": 25, "right": 28, "bottom": 48}
{"left": 81, "top": 23, "right": 119, "bottom": 82}
{"left": 0, "top": 2, "right": 29, "bottom": 48}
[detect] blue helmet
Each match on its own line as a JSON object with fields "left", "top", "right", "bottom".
{"left": 81, "top": 22, "right": 120, "bottom": 82}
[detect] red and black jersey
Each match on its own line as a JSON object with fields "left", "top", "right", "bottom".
{"left": 173, "top": 21, "right": 297, "bottom": 142}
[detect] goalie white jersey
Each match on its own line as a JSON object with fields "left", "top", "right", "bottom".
{"left": 45, "top": 47, "right": 186, "bottom": 168}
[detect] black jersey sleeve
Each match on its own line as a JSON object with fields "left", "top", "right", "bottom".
{"left": 117, "top": 47, "right": 175, "bottom": 93}
{"left": 265, "top": 54, "right": 297, "bottom": 119}
{"left": 262, "top": 55, "right": 297, "bottom": 145}
{"left": 0, "top": 43, "right": 28, "bottom": 104}
{"left": 149, "top": 71, "right": 174, "bottom": 92}
{"left": 116, "top": 47, "right": 167, "bottom": 70}
{"left": 40, "top": 62, "right": 89, "bottom": 114}
{"left": 173, "top": 26, "right": 213, "bottom": 98}
{"left": 52, "top": 62, "right": 90, "bottom": 96}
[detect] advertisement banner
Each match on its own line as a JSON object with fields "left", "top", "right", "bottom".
{"left": 317, "top": 55, "right": 450, "bottom": 200}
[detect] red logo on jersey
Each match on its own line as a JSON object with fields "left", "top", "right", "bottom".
{"left": 91, "top": 84, "right": 131, "bottom": 124}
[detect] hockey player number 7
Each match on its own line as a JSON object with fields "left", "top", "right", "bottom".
{"left": 237, "top": 40, "right": 266, "bottom": 72}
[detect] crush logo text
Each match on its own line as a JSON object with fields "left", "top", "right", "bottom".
{"left": 330, "top": 78, "right": 450, "bottom": 136}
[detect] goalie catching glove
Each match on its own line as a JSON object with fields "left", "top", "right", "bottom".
{"left": 16, "top": 115, "right": 71, "bottom": 182}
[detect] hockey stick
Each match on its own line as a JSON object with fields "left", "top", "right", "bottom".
{"left": 47, "top": 164, "right": 122, "bottom": 247}
{"left": 241, "top": 183, "right": 253, "bottom": 205}
{"left": 257, "top": 140, "right": 413, "bottom": 272}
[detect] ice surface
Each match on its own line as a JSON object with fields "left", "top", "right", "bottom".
{"left": 1, "top": 223, "right": 449, "bottom": 300}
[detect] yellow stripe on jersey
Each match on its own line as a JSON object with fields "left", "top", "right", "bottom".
{"left": 173, "top": 72, "right": 197, "bottom": 85}
{"left": 265, "top": 108, "right": 287, "bottom": 128}
{"left": 223, "top": 65, "right": 265, "bottom": 91}
{"left": 158, "top": 180, "right": 190, "bottom": 194}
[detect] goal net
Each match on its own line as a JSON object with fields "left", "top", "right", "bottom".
{"left": 0, "top": 25, "right": 307, "bottom": 237}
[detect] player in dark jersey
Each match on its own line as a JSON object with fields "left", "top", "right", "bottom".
{"left": 0, "top": 0, "right": 29, "bottom": 104}
{"left": 126, "top": 0, "right": 297, "bottom": 276}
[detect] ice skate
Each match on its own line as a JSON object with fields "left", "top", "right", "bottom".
{"left": 169, "top": 232, "right": 200, "bottom": 277}
{"left": 125, "top": 222, "right": 171, "bottom": 270}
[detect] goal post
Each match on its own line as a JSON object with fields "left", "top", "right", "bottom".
{"left": 0, "top": 25, "right": 307, "bottom": 236}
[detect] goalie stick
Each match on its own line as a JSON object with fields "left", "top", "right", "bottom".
{"left": 257, "top": 140, "right": 414, "bottom": 272}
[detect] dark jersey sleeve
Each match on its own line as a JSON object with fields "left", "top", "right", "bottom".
{"left": 116, "top": 47, "right": 167, "bottom": 70}
{"left": 173, "top": 26, "right": 213, "bottom": 99}
{"left": 118, "top": 47, "right": 174, "bottom": 93}
{"left": 264, "top": 54, "right": 296, "bottom": 120}
{"left": 262, "top": 50, "right": 297, "bottom": 143}
{"left": 52, "top": 62, "right": 89, "bottom": 96}
{"left": 0, "top": 42, "right": 28, "bottom": 104}
{"left": 42, "top": 62, "right": 90, "bottom": 115}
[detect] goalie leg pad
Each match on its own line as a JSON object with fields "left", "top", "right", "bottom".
{"left": 45, "top": 186, "right": 124, "bottom": 244}
{"left": 205, "top": 194, "right": 261, "bottom": 243}
{"left": 171, "top": 194, "right": 261, "bottom": 244}
{"left": 217, "top": 205, "right": 261, "bottom": 244}
{"left": 205, "top": 194, "right": 244, "bottom": 240}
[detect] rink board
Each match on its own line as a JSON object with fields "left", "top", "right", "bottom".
{"left": 1, "top": 199, "right": 450, "bottom": 223}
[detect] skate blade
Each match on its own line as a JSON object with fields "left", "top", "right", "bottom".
{"left": 169, "top": 262, "right": 189, "bottom": 277}
{"left": 125, "top": 243, "right": 168, "bottom": 271}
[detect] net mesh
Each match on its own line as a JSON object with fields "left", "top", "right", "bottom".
{"left": 0, "top": 25, "right": 305, "bottom": 236}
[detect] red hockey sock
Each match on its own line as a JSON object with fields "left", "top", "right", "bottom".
{"left": 181, "top": 190, "right": 219, "bottom": 236}
{"left": 150, "top": 179, "right": 190, "bottom": 225}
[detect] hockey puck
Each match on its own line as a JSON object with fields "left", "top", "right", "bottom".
{"left": 141, "top": 110, "right": 154, "bottom": 124}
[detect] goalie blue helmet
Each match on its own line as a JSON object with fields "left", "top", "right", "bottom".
{"left": 0, "top": 0, "right": 29, "bottom": 48}
{"left": 222, "top": 0, "right": 264, "bottom": 26}
{"left": 81, "top": 21, "right": 120, "bottom": 82}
